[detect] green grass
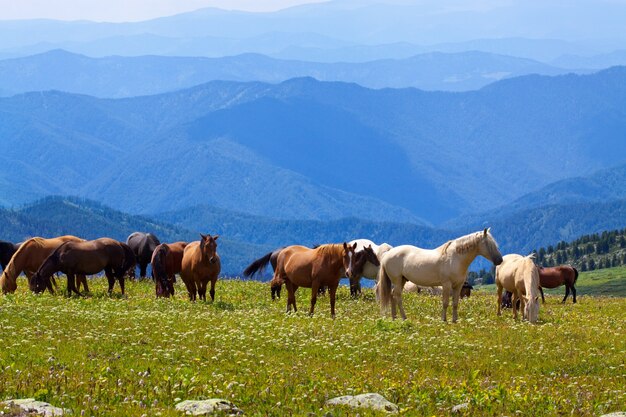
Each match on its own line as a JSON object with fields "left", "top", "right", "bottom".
{"left": 478, "top": 265, "right": 626, "bottom": 297}
{"left": 1, "top": 277, "right": 625, "bottom": 416}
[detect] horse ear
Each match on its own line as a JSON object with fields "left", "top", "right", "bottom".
{"left": 483, "top": 228, "right": 488, "bottom": 236}
{"left": 200, "top": 234, "right": 207, "bottom": 240}
{"left": 213, "top": 235, "right": 219, "bottom": 241}
{"left": 343, "top": 242, "right": 348, "bottom": 250}
{"left": 352, "top": 242, "right": 358, "bottom": 250}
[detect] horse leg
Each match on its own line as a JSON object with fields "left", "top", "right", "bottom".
{"left": 441, "top": 283, "right": 452, "bottom": 322}
{"left": 119, "top": 274, "right": 125, "bottom": 295}
{"left": 451, "top": 285, "right": 462, "bottom": 323}
{"left": 562, "top": 285, "right": 570, "bottom": 304}
{"left": 209, "top": 278, "right": 216, "bottom": 302}
{"left": 329, "top": 284, "right": 338, "bottom": 319}
{"left": 309, "top": 279, "right": 320, "bottom": 316}
{"left": 571, "top": 285, "right": 577, "bottom": 304}
{"left": 105, "top": 268, "right": 115, "bottom": 294}
{"left": 496, "top": 284, "right": 503, "bottom": 316}
{"left": 285, "top": 281, "right": 296, "bottom": 313}
{"left": 197, "top": 281, "right": 206, "bottom": 301}
{"left": 140, "top": 263, "right": 147, "bottom": 279}
{"left": 79, "top": 274, "right": 89, "bottom": 294}
{"left": 539, "top": 286, "right": 545, "bottom": 304}
{"left": 512, "top": 292, "right": 519, "bottom": 320}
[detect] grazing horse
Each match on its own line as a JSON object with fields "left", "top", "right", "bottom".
{"left": 0, "top": 235, "right": 87, "bottom": 294}
{"left": 377, "top": 228, "right": 503, "bottom": 322}
{"left": 126, "top": 232, "right": 161, "bottom": 279}
{"left": 0, "top": 240, "right": 22, "bottom": 271}
{"left": 270, "top": 242, "right": 357, "bottom": 318}
{"left": 243, "top": 246, "right": 287, "bottom": 300}
{"left": 151, "top": 241, "right": 188, "bottom": 298}
{"left": 347, "top": 239, "right": 390, "bottom": 297}
{"left": 460, "top": 281, "right": 474, "bottom": 298}
{"left": 32, "top": 238, "right": 131, "bottom": 296}
{"left": 538, "top": 265, "right": 578, "bottom": 304}
{"left": 496, "top": 254, "right": 540, "bottom": 323}
{"left": 180, "top": 234, "right": 220, "bottom": 301}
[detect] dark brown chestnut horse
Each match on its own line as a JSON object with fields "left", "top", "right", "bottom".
{"left": 270, "top": 242, "right": 357, "bottom": 318}
{"left": 1, "top": 235, "right": 88, "bottom": 294}
{"left": 538, "top": 265, "right": 579, "bottom": 303}
{"left": 151, "top": 241, "right": 188, "bottom": 298}
{"left": 32, "top": 238, "right": 132, "bottom": 296}
{"left": 180, "top": 235, "right": 220, "bottom": 301}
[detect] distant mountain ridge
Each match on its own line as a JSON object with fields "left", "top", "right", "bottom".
{"left": 0, "top": 49, "right": 574, "bottom": 97}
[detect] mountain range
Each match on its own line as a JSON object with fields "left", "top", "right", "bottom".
{"left": 1, "top": 68, "right": 626, "bottom": 225}
{"left": 0, "top": 49, "right": 575, "bottom": 97}
{"left": 2, "top": 1, "right": 625, "bottom": 55}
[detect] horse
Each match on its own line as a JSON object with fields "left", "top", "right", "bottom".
{"left": 346, "top": 239, "right": 390, "bottom": 297}
{"left": 31, "top": 238, "right": 131, "bottom": 296}
{"left": 269, "top": 242, "right": 357, "bottom": 318}
{"left": 496, "top": 254, "right": 540, "bottom": 323}
{"left": 243, "top": 246, "right": 286, "bottom": 300}
{"left": 151, "top": 241, "right": 188, "bottom": 298}
{"left": 0, "top": 240, "right": 22, "bottom": 271}
{"left": 377, "top": 228, "right": 503, "bottom": 322}
{"left": 126, "top": 232, "right": 161, "bottom": 279}
{"left": 0, "top": 235, "right": 88, "bottom": 294}
{"left": 537, "top": 265, "right": 578, "bottom": 304}
{"left": 460, "top": 281, "right": 474, "bottom": 298}
{"left": 180, "top": 234, "right": 220, "bottom": 301}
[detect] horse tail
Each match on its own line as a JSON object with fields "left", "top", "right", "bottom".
{"left": 151, "top": 245, "right": 170, "bottom": 295}
{"left": 376, "top": 263, "right": 392, "bottom": 313}
{"left": 572, "top": 266, "right": 579, "bottom": 283}
{"left": 121, "top": 243, "right": 136, "bottom": 275}
{"left": 243, "top": 251, "right": 275, "bottom": 278}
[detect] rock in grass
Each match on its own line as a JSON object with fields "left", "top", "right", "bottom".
{"left": 452, "top": 402, "right": 469, "bottom": 413}
{"left": 325, "top": 393, "right": 398, "bottom": 413}
{"left": 175, "top": 399, "right": 243, "bottom": 415}
{"left": 600, "top": 413, "right": 626, "bottom": 417}
{"left": 2, "top": 398, "right": 67, "bottom": 416}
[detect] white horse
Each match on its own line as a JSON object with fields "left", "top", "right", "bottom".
{"left": 377, "top": 228, "right": 503, "bottom": 322}
{"left": 348, "top": 239, "right": 393, "bottom": 296}
{"left": 496, "top": 254, "right": 540, "bottom": 323}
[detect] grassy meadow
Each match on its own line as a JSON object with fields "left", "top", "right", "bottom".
{"left": 0, "top": 274, "right": 624, "bottom": 416}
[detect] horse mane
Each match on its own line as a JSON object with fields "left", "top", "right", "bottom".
{"left": 1, "top": 237, "right": 42, "bottom": 282}
{"left": 439, "top": 241, "right": 453, "bottom": 254}
{"left": 315, "top": 244, "right": 345, "bottom": 257}
{"left": 453, "top": 231, "right": 484, "bottom": 254}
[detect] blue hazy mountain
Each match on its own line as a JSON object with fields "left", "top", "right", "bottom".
{"left": 1, "top": 69, "right": 625, "bottom": 224}
{"left": 1, "top": 1, "right": 625, "bottom": 63}
{"left": 0, "top": 49, "right": 573, "bottom": 97}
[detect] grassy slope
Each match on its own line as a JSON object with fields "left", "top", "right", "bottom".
{"left": 478, "top": 265, "right": 626, "bottom": 297}
{"left": 0, "top": 278, "right": 624, "bottom": 417}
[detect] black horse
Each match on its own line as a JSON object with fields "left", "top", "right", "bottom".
{"left": 0, "top": 240, "right": 21, "bottom": 271}
{"left": 126, "top": 232, "right": 160, "bottom": 279}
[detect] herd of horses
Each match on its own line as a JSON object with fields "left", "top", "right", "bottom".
{"left": 0, "top": 228, "right": 579, "bottom": 323}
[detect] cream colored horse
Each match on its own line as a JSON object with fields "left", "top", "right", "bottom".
{"left": 377, "top": 228, "right": 503, "bottom": 322}
{"left": 496, "top": 254, "right": 540, "bottom": 323}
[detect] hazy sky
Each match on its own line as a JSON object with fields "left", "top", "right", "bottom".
{"left": 0, "top": 0, "right": 330, "bottom": 22}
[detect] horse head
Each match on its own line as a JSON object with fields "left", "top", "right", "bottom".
{"left": 0, "top": 271, "right": 17, "bottom": 294}
{"left": 342, "top": 242, "right": 358, "bottom": 279}
{"left": 29, "top": 271, "right": 49, "bottom": 294}
{"left": 199, "top": 234, "right": 219, "bottom": 264}
{"left": 523, "top": 294, "right": 540, "bottom": 323}
{"left": 479, "top": 228, "right": 503, "bottom": 266}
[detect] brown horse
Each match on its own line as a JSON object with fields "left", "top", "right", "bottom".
{"left": 0, "top": 235, "right": 88, "bottom": 294}
{"left": 180, "top": 234, "right": 220, "bottom": 301}
{"left": 151, "top": 241, "right": 188, "bottom": 298}
{"left": 270, "top": 242, "right": 357, "bottom": 318}
{"left": 538, "top": 265, "right": 578, "bottom": 303}
{"left": 32, "top": 238, "right": 131, "bottom": 296}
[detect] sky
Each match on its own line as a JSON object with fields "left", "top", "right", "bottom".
{"left": 0, "top": 0, "right": 330, "bottom": 22}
